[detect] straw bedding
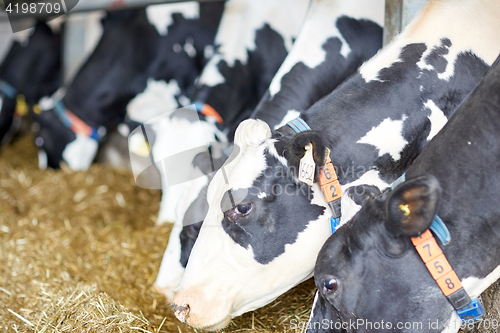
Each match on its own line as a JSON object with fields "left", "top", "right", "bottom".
{"left": 0, "top": 133, "right": 498, "bottom": 333}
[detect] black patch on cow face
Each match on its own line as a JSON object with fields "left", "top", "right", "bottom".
{"left": 301, "top": 39, "right": 489, "bottom": 186}
{"left": 194, "top": 24, "right": 289, "bottom": 139}
{"left": 179, "top": 149, "right": 228, "bottom": 267}
{"left": 252, "top": 16, "right": 382, "bottom": 129}
{"left": 221, "top": 151, "right": 325, "bottom": 265}
{"left": 179, "top": 184, "right": 208, "bottom": 268}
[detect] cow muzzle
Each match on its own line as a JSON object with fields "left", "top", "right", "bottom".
{"left": 171, "top": 291, "right": 232, "bottom": 330}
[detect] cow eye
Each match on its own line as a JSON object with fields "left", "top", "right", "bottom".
{"left": 236, "top": 203, "right": 252, "bottom": 215}
{"left": 321, "top": 276, "right": 338, "bottom": 294}
{"left": 228, "top": 202, "right": 253, "bottom": 221}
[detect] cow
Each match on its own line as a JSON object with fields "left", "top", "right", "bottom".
{"left": 171, "top": 0, "right": 500, "bottom": 330}
{"left": 306, "top": 53, "right": 500, "bottom": 333}
{"left": 153, "top": 0, "right": 385, "bottom": 301}
{"left": 0, "top": 21, "right": 61, "bottom": 146}
{"left": 133, "top": 0, "right": 311, "bottom": 226}
{"left": 35, "top": 1, "right": 224, "bottom": 170}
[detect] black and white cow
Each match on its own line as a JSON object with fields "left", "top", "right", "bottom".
{"left": 171, "top": 0, "right": 500, "bottom": 330}
{"left": 307, "top": 53, "right": 500, "bottom": 333}
{"left": 138, "top": 0, "right": 310, "bottom": 225}
{"left": 35, "top": 2, "right": 223, "bottom": 170}
{"left": 0, "top": 21, "right": 61, "bottom": 145}
{"left": 153, "top": 0, "right": 384, "bottom": 302}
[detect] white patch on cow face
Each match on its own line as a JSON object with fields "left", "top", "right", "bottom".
{"left": 269, "top": 0, "right": 384, "bottom": 97}
{"left": 127, "top": 79, "right": 180, "bottom": 123}
{"left": 273, "top": 109, "right": 300, "bottom": 130}
{"left": 62, "top": 134, "right": 98, "bottom": 171}
{"left": 357, "top": 116, "right": 408, "bottom": 161}
{"left": 172, "top": 120, "right": 332, "bottom": 328}
{"left": 462, "top": 265, "right": 500, "bottom": 299}
{"left": 360, "top": 0, "right": 500, "bottom": 82}
{"left": 424, "top": 99, "right": 447, "bottom": 141}
{"left": 197, "top": 0, "right": 309, "bottom": 88}
{"left": 146, "top": 2, "right": 199, "bottom": 36}
{"left": 154, "top": 223, "right": 185, "bottom": 301}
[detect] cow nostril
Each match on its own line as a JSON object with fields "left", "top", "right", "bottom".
{"left": 321, "top": 276, "right": 338, "bottom": 294}
{"left": 172, "top": 303, "right": 190, "bottom": 323}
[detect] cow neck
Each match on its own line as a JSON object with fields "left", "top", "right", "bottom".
{"left": 53, "top": 100, "right": 105, "bottom": 141}
{"left": 393, "top": 174, "right": 484, "bottom": 322}
{"left": 286, "top": 117, "right": 341, "bottom": 234}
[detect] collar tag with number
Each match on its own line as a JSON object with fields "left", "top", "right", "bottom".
{"left": 299, "top": 143, "right": 315, "bottom": 185}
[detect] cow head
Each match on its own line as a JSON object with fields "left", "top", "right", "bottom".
{"left": 171, "top": 119, "right": 339, "bottom": 330}
{"left": 305, "top": 175, "right": 459, "bottom": 333}
{"left": 0, "top": 21, "right": 61, "bottom": 144}
{"left": 35, "top": 9, "right": 160, "bottom": 170}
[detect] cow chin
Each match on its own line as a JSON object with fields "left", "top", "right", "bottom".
{"left": 191, "top": 315, "right": 232, "bottom": 331}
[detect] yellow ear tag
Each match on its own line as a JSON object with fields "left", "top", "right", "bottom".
{"left": 33, "top": 104, "right": 42, "bottom": 114}
{"left": 15, "top": 94, "right": 28, "bottom": 116}
{"left": 132, "top": 140, "right": 151, "bottom": 157}
{"left": 298, "top": 143, "right": 315, "bottom": 185}
{"left": 399, "top": 204, "right": 410, "bottom": 216}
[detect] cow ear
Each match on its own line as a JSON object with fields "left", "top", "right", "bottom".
{"left": 287, "top": 131, "right": 328, "bottom": 183}
{"left": 234, "top": 119, "right": 271, "bottom": 151}
{"left": 385, "top": 175, "right": 441, "bottom": 237}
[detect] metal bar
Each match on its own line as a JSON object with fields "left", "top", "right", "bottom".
{"left": 383, "top": 0, "right": 427, "bottom": 46}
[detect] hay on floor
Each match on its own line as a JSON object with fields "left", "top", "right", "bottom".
{"left": 1, "top": 133, "right": 499, "bottom": 333}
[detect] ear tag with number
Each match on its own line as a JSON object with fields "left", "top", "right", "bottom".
{"left": 299, "top": 143, "right": 315, "bottom": 185}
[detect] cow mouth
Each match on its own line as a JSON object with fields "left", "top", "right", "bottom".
{"left": 180, "top": 314, "right": 232, "bottom": 331}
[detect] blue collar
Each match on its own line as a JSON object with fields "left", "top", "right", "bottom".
{"left": 53, "top": 100, "right": 104, "bottom": 141}
{"left": 0, "top": 80, "right": 17, "bottom": 99}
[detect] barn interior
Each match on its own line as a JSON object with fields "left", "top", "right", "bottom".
{"left": 1, "top": 0, "right": 500, "bottom": 332}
